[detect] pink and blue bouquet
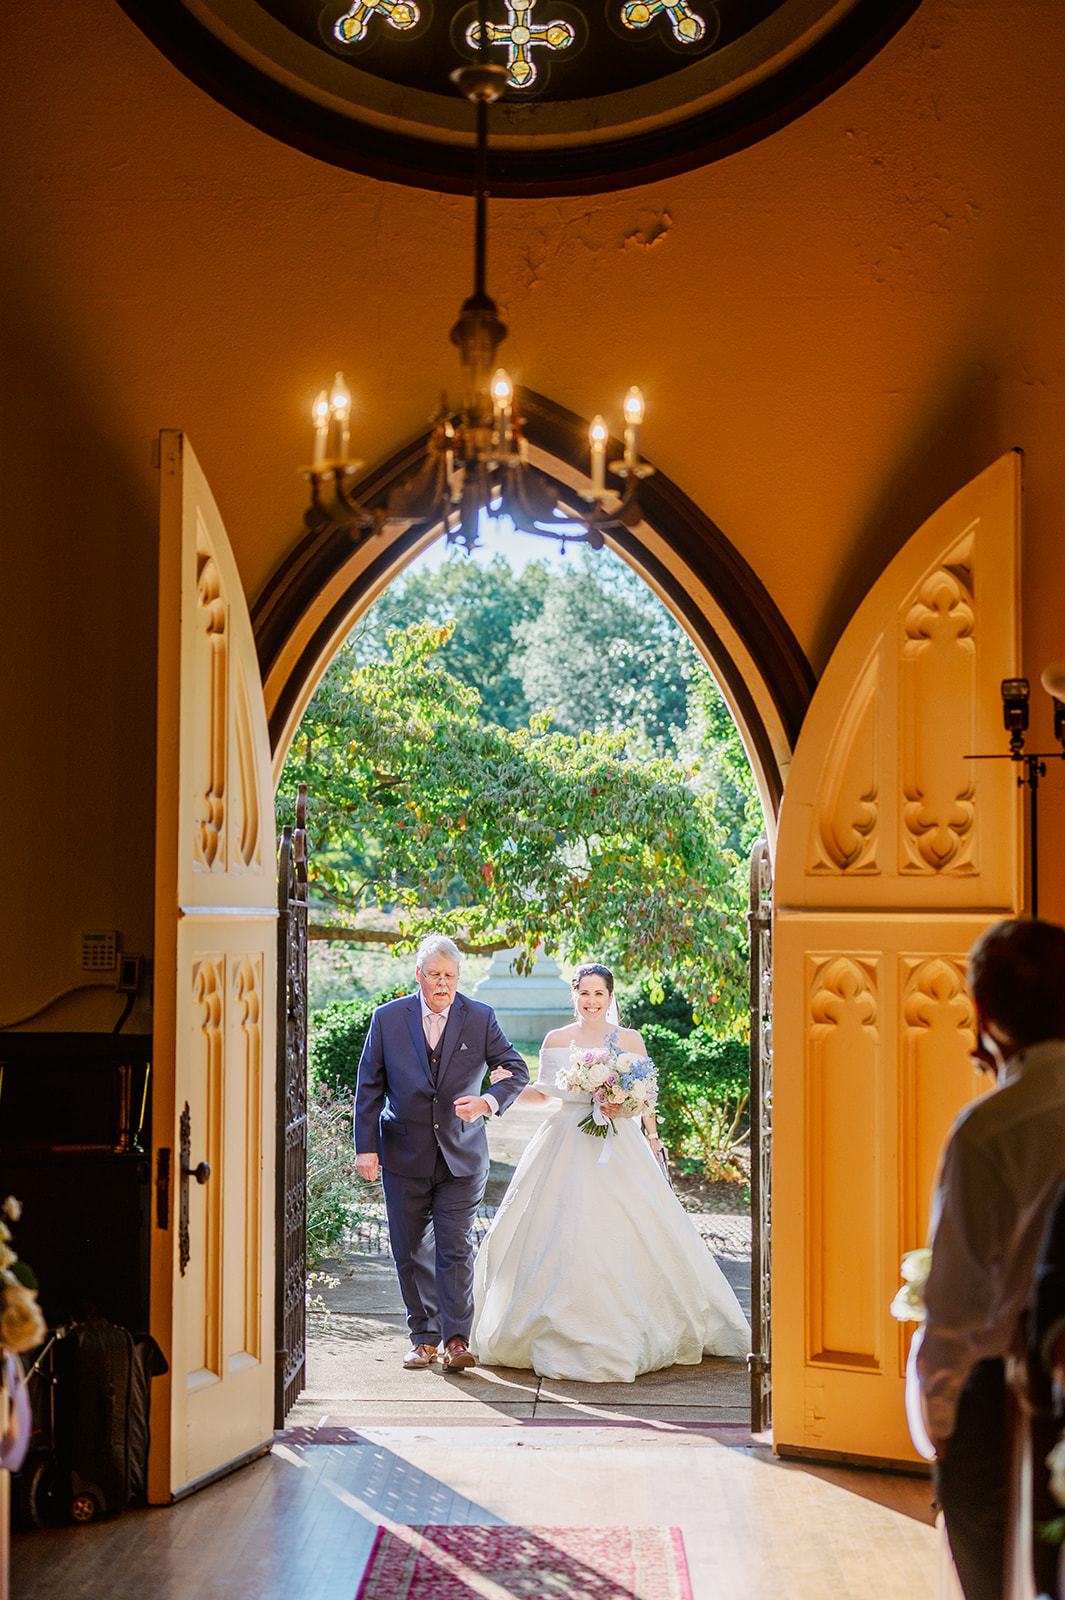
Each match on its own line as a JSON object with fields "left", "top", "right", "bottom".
{"left": 557, "top": 1040, "right": 658, "bottom": 1141}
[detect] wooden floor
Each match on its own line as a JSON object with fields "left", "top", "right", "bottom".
{"left": 12, "top": 1421, "right": 938, "bottom": 1600}
{"left": 12, "top": 1130, "right": 939, "bottom": 1598}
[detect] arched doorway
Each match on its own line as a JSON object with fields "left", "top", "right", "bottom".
{"left": 150, "top": 425, "right": 1023, "bottom": 1498}
{"left": 255, "top": 410, "right": 804, "bottom": 1441}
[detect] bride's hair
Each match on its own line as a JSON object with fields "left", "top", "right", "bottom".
{"left": 571, "top": 963, "right": 614, "bottom": 994}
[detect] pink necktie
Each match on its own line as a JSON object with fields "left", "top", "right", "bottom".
{"left": 426, "top": 1013, "right": 443, "bottom": 1052}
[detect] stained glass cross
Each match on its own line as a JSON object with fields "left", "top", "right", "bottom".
{"left": 620, "top": 0, "right": 706, "bottom": 46}
{"left": 465, "top": 1, "right": 576, "bottom": 91}
{"left": 334, "top": 0, "right": 420, "bottom": 46}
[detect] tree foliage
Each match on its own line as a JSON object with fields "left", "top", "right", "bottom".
{"left": 349, "top": 554, "right": 550, "bottom": 730}
{"left": 615, "top": 974, "right": 698, "bottom": 1039}
{"left": 309, "top": 987, "right": 409, "bottom": 1098}
{"left": 513, "top": 553, "right": 693, "bottom": 753}
{"left": 280, "top": 620, "right": 747, "bottom": 1025}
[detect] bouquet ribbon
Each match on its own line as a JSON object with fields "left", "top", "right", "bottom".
{"left": 591, "top": 1101, "right": 614, "bottom": 1165}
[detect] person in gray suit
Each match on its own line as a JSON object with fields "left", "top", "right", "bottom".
{"left": 354, "top": 934, "right": 529, "bottom": 1370}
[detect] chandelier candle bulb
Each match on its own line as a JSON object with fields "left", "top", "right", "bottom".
{"left": 622, "top": 385, "right": 644, "bottom": 471}
{"left": 311, "top": 390, "right": 330, "bottom": 466}
{"left": 329, "top": 371, "right": 352, "bottom": 460}
{"left": 491, "top": 367, "right": 514, "bottom": 448}
{"left": 589, "top": 414, "right": 608, "bottom": 494}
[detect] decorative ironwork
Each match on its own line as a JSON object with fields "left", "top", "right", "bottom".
{"left": 275, "top": 783, "right": 310, "bottom": 1427}
{"left": 466, "top": 2, "right": 575, "bottom": 90}
{"left": 334, "top": 0, "right": 420, "bottom": 45}
{"left": 178, "top": 1100, "right": 211, "bottom": 1279}
{"left": 747, "top": 835, "right": 773, "bottom": 1434}
{"left": 621, "top": 0, "right": 706, "bottom": 45}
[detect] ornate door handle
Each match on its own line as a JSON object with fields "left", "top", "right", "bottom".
{"left": 178, "top": 1102, "right": 210, "bottom": 1276}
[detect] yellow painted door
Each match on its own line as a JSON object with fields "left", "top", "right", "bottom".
{"left": 772, "top": 451, "right": 1023, "bottom": 1464}
{"left": 149, "top": 431, "right": 277, "bottom": 1501}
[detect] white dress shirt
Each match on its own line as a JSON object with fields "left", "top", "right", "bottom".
{"left": 420, "top": 999, "right": 499, "bottom": 1115}
{"left": 918, "top": 1038, "right": 1065, "bottom": 1440}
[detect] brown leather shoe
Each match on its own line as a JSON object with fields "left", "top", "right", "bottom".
{"left": 442, "top": 1337, "right": 476, "bottom": 1371}
{"left": 403, "top": 1344, "right": 438, "bottom": 1369}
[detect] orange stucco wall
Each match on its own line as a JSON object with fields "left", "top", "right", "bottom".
{"left": 2, "top": 0, "right": 1065, "bottom": 1025}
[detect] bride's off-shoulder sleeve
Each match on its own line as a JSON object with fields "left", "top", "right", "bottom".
{"left": 533, "top": 1050, "right": 558, "bottom": 1092}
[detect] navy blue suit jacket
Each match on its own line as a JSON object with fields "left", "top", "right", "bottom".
{"left": 354, "top": 992, "right": 529, "bottom": 1179}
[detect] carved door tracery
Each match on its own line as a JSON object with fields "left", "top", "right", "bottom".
{"left": 152, "top": 431, "right": 278, "bottom": 1501}
{"left": 773, "top": 451, "right": 1023, "bottom": 1463}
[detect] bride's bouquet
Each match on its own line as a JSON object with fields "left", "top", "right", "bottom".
{"left": 556, "top": 1040, "right": 658, "bottom": 1142}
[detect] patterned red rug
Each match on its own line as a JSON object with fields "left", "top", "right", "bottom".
{"left": 353, "top": 1525, "right": 692, "bottom": 1600}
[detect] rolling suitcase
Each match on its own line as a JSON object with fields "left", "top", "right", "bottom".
{"left": 24, "top": 1317, "right": 168, "bottom": 1524}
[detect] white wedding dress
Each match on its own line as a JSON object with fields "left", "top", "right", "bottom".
{"left": 470, "top": 1046, "right": 751, "bottom": 1382}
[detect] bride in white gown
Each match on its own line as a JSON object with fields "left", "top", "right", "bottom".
{"left": 471, "top": 963, "right": 751, "bottom": 1383}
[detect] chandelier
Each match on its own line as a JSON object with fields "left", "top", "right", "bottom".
{"left": 301, "top": 62, "right": 653, "bottom": 554}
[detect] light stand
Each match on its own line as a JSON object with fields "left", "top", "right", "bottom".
{"left": 966, "top": 675, "right": 1065, "bottom": 917}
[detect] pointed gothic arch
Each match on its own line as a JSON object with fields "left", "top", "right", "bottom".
{"left": 251, "top": 390, "right": 816, "bottom": 830}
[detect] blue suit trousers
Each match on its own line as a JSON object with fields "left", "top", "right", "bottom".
{"left": 382, "top": 1151, "right": 487, "bottom": 1346}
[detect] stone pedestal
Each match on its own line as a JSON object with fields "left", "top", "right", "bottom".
{"left": 472, "top": 949, "right": 573, "bottom": 1044}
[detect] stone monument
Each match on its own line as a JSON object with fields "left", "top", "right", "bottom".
{"left": 472, "top": 948, "right": 573, "bottom": 1042}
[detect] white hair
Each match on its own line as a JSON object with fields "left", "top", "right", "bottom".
{"left": 414, "top": 933, "right": 462, "bottom": 971}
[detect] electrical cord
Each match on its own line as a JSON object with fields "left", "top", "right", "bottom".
{"left": 0, "top": 981, "right": 115, "bottom": 1031}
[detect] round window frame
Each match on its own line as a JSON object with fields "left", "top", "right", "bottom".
{"left": 119, "top": 0, "right": 922, "bottom": 195}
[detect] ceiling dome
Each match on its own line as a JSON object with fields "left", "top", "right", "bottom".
{"left": 120, "top": 0, "right": 922, "bottom": 193}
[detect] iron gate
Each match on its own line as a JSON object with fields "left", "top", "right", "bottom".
{"left": 275, "top": 784, "right": 309, "bottom": 1427}
{"left": 747, "top": 834, "right": 773, "bottom": 1434}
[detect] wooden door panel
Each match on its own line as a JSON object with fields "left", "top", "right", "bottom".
{"left": 773, "top": 452, "right": 1022, "bottom": 1463}
{"left": 152, "top": 432, "right": 277, "bottom": 1501}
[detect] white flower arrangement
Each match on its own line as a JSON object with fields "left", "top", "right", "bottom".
{"left": 890, "top": 1247, "right": 933, "bottom": 1324}
{"left": 0, "top": 1197, "right": 46, "bottom": 1354}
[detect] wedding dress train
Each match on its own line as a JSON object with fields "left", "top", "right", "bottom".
{"left": 471, "top": 1046, "right": 751, "bottom": 1383}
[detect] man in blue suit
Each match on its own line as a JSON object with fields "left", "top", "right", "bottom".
{"left": 354, "top": 934, "right": 529, "bottom": 1370}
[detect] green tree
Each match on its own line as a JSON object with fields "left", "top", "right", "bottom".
{"left": 642, "top": 1022, "right": 750, "bottom": 1180}
{"left": 353, "top": 553, "right": 550, "bottom": 729}
{"left": 680, "top": 663, "right": 762, "bottom": 860}
{"left": 309, "top": 988, "right": 409, "bottom": 1097}
{"left": 615, "top": 974, "right": 698, "bottom": 1038}
{"left": 514, "top": 551, "right": 694, "bottom": 754}
{"left": 279, "top": 620, "right": 746, "bottom": 1025}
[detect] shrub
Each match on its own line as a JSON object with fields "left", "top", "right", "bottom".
{"left": 309, "top": 983, "right": 408, "bottom": 1097}
{"left": 306, "top": 1081, "right": 370, "bottom": 1265}
{"left": 643, "top": 1022, "right": 750, "bottom": 1181}
{"left": 616, "top": 975, "right": 697, "bottom": 1038}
